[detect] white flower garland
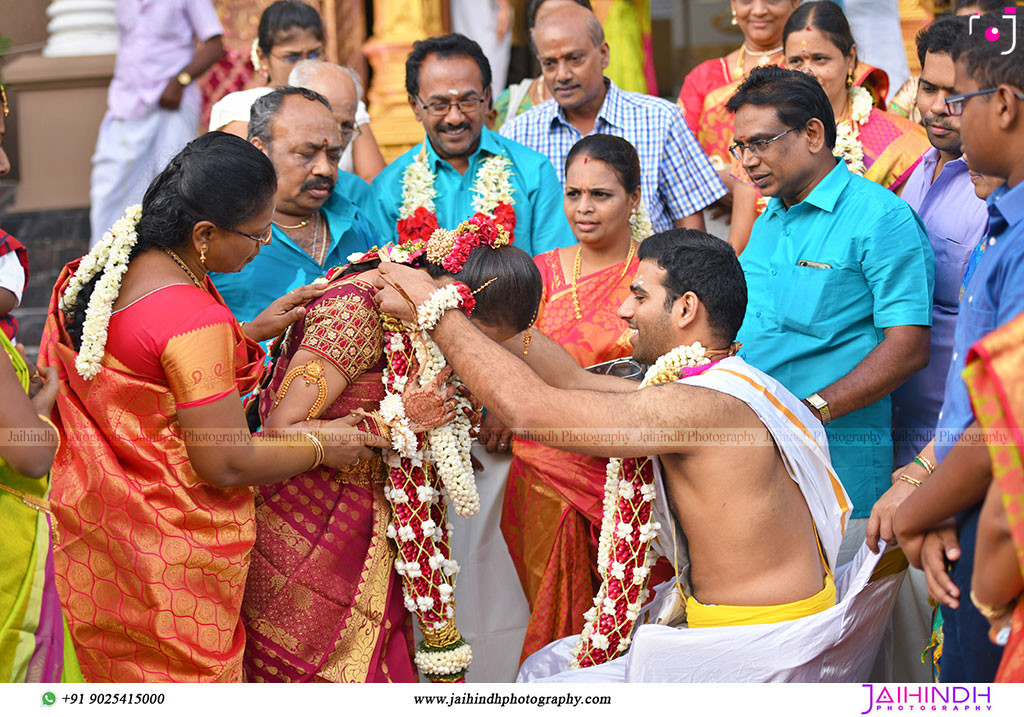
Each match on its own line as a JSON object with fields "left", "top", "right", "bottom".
{"left": 399, "top": 146, "right": 515, "bottom": 223}
{"left": 834, "top": 85, "right": 873, "bottom": 176}
{"left": 629, "top": 203, "right": 654, "bottom": 244}
{"left": 61, "top": 205, "right": 143, "bottom": 380}
{"left": 572, "top": 342, "right": 712, "bottom": 669}
{"left": 416, "top": 284, "right": 468, "bottom": 332}
{"left": 413, "top": 643, "right": 473, "bottom": 676}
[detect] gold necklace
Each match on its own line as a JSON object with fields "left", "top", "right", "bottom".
{"left": 273, "top": 215, "right": 312, "bottom": 230}
{"left": 735, "top": 43, "right": 783, "bottom": 77}
{"left": 163, "top": 248, "right": 204, "bottom": 288}
{"left": 571, "top": 239, "right": 636, "bottom": 321}
{"left": 318, "top": 211, "right": 330, "bottom": 265}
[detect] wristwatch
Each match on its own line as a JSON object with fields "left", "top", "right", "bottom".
{"left": 805, "top": 392, "right": 831, "bottom": 425}
{"left": 176, "top": 71, "right": 193, "bottom": 87}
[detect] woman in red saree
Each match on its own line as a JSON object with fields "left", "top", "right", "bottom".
{"left": 501, "top": 135, "right": 659, "bottom": 663}
{"left": 677, "top": 0, "right": 798, "bottom": 174}
{"left": 965, "top": 312, "right": 1024, "bottom": 682}
{"left": 38, "top": 133, "right": 384, "bottom": 683}
{"left": 728, "top": 2, "right": 929, "bottom": 253}
{"left": 244, "top": 244, "right": 543, "bottom": 682}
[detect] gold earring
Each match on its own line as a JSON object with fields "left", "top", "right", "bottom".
{"left": 522, "top": 328, "right": 532, "bottom": 356}
{"left": 731, "top": 10, "right": 738, "bottom": 25}
{"left": 846, "top": 69, "right": 855, "bottom": 88}
{"left": 200, "top": 244, "right": 208, "bottom": 266}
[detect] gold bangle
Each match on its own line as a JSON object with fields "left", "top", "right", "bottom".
{"left": 303, "top": 431, "right": 325, "bottom": 472}
{"left": 970, "top": 589, "right": 1014, "bottom": 620}
{"left": 274, "top": 359, "right": 329, "bottom": 420}
{"left": 914, "top": 454, "right": 937, "bottom": 474}
{"left": 897, "top": 473, "right": 922, "bottom": 488}
{"left": 37, "top": 413, "right": 61, "bottom": 453}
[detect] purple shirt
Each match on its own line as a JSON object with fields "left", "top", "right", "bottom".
{"left": 108, "top": 0, "right": 223, "bottom": 120}
{"left": 891, "top": 148, "right": 989, "bottom": 464}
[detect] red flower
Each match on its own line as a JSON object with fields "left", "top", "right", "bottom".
{"left": 398, "top": 207, "right": 440, "bottom": 246}
{"left": 492, "top": 202, "right": 516, "bottom": 242}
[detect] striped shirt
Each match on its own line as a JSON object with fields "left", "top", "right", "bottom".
{"left": 500, "top": 79, "right": 727, "bottom": 232}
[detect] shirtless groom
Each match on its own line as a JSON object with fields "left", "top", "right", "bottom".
{"left": 374, "top": 229, "right": 850, "bottom": 655}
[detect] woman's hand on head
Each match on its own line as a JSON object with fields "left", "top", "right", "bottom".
{"left": 245, "top": 282, "right": 328, "bottom": 342}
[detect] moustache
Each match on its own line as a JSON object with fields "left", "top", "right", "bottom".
{"left": 301, "top": 178, "right": 335, "bottom": 193}
{"left": 437, "top": 122, "right": 471, "bottom": 135}
{"left": 924, "top": 116, "right": 956, "bottom": 131}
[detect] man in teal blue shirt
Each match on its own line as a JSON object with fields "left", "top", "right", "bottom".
{"left": 368, "top": 33, "right": 572, "bottom": 256}
{"left": 726, "top": 67, "right": 934, "bottom": 554}
{"left": 211, "top": 86, "right": 381, "bottom": 323}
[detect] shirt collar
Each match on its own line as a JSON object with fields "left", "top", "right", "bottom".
{"left": 990, "top": 179, "right": 1024, "bottom": 229}
{"left": 550, "top": 77, "right": 622, "bottom": 131}
{"left": 763, "top": 159, "right": 852, "bottom": 217}
{"left": 422, "top": 126, "right": 503, "bottom": 170}
{"left": 922, "top": 146, "right": 969, "bottom": 175}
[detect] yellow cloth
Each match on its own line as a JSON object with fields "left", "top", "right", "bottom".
{"left": 685, "top": 574, "right": 837, "bottom": 629}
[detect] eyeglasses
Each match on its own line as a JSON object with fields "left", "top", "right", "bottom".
{"left": 339, "top": 124, "right": 362, "bottom": 144}
{"left": 729, "top": 127, "right": 800, "bottom": 161}
{"left": 414, "top": 95, "right": 486, "bottom": 117}
{"left": 945, "top": 87, "right": 1024, "bottom": 116}
{"left": 222, "top": 225, "right": 273, "bottom": 246}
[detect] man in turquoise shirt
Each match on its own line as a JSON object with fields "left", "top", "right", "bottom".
{"left": 368, "top": 33, "right": 572, "bottom": 256}
{"left": 727, "top": 67, "right": 934, "bottom": 555}
{"left": 211, "top": 86, "right": 381, "bottom": 323}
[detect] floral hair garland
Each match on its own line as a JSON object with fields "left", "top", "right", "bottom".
{"left": 60, "top": 205, "right": 143, "bottom": 379}
{"left": 397, "top": 146, "right": 517, "bottom": 247}
{"left": 834, "top": 85, "right": 873, "bottom": 177}
{"left": 572, "top": 342, "right": 716, "bottom": 669}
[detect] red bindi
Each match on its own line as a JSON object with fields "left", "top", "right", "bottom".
{"left": 583, "top": 156, "right": 589, "bottom": 164}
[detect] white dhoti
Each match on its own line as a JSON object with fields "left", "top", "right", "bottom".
{"left": 518, "top": 357, "right": 907, "bottom": 682}
{"left": 444, "top": 448, "right": 531, "bottom": 682}
{"left": 89, "top": 105, "right": 199, "bottom": 246}
{"left": 450, "top": 0, "right": 512, "bottom": 96}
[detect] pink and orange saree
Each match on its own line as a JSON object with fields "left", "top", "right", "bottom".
{"left": 242, "top": 275, "right": 415, "bottom": 683}
{"left": 964, "top": 311, "right": 1024, "bottom": 683}
{"left": 38, "top": 263, "right": 265, "bottom": 682}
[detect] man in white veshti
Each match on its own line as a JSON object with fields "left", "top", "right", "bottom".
{"left": 374, "top": 229, "right": 859, "bottom": 680}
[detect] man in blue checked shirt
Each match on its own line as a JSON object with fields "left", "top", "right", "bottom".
{"left": 501, "top": 4, "right": 726, "bottom": 234}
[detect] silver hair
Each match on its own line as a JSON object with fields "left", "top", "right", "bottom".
{"left": 288, "top": 60, "right": 364, "bottom": 103}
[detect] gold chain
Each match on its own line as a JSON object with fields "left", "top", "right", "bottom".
{"left": 570, "top": 239, "right": 636, "bottom": 321}
{"left": 163, "top": 248, "right": 204, "bottom": 288}
{"left": 273, "top": 215, "right": 312, "bottom": 230}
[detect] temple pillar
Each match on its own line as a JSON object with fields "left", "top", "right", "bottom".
{"left": 42, "top": 0, "right": 119, "bottom": 58}
{"left": 364, "top": 0, "right": 444, "bottom": 162}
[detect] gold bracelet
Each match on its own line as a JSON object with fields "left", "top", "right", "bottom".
{"left": 897, "top": 473, "right": 922, "bottom": 488}
{"left": 37, "top": 413, "right": 61, "bottom": 453}
{"left": 274, "top": 359, "right": 329, "bottom": 420}
{"left": 969, "top": 589, "right": 1014, "bottom": 620}
{"left": 303, "top": 431, "right": 325, "bottom": 472}
{"left": 914, "top": 454, "right": 937, "bottom": 474}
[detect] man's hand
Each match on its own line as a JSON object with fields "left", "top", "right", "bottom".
{"left": 319, "top": 413, "right": 391, "bottom": 469}
{"left": 158, "top": 78, "right": 184, "bottom": 110}
{"left": 245, "top": 283, "right": 328, "bottom": 342}
{"left": 919, "top": 523, "right": 961, "bottom": 608}
{"left": 478, "top": 410, "right": 513, "bottom": 453}
{"left": 866, "top": 478, "right": 919, "bottom": 553}
{"left": 372, "top": 263, "right": 441, "bottom": 322}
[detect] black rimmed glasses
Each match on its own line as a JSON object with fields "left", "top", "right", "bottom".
{"left": 945, "top": 87, "right": 1024, "bottom": 116}
{"left": 223, "top": 225, "right": 273, "bottom": 246}
{"left": 414, "top": 95, "right": 486, "bottom": 117}
{"left": 728, "top": 127, "right": 800, "bottom": 161}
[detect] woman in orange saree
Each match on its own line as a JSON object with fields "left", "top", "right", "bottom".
{"left": 677, "top": 0, "right": 798, "bottom": 173}
{"left": 38, "top": 133, "right": 383, "bottom": 682}
{"left": 728, "top": 2, "right": 929, "bottom": 253}
{"left": 964, "top": 312, "right": 1024, "bottom": 682}
{"left": 501, "top": 135, "right": 658, "bottom": 664}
